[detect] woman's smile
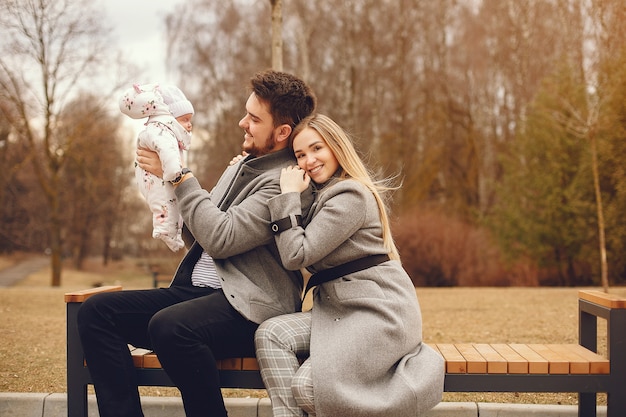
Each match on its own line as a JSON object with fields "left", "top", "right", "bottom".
{"left": 293, "top": 128, "right": 339, "bottom": 184}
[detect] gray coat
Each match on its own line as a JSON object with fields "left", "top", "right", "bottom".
{"left": 173, "top": 148, "right": 313, "bottom": 324}
{"left": 268, "top": 179, "right": 445, "bottom": 417}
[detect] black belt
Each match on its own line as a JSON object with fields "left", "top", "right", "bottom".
{"left": 303, "top": 254, "right": 390, "bottom": 301}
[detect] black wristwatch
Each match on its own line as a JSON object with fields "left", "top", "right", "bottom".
{"left": 170, "top": 168, "right": 192, "bottom": 185}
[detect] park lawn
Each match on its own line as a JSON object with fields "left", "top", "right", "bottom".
{"left": 1, "top": 255, "right": 624, "bottom": 405}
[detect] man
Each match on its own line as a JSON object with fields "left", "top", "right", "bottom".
{"left": 77, "top": 70, "right": 317, "bottom": 417}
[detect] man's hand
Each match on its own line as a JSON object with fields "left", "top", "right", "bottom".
{"left": 279, "top": 165, "right": 310, "bottom": 194}
{"left": 137, "top": 148, "right": 163, "bottom": 178}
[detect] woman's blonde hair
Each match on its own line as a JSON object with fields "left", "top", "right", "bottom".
{"left": 291, "top": 114, "right": 400, "bottom": 260}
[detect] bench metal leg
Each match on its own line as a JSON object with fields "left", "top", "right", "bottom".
{"left": 67, "top": 302, "right": 89, "bottom": 417}
{"left": 67, "top": 383, "right": 88, "bottom": 417}
{"left": 578, "top": 393, "right": 596, "bottom": 417}
{"left": 607, "top": 392, "right": 626, "bottom": 417}
{"left": 607, "top": 302, "right": 626, "bottom": 417}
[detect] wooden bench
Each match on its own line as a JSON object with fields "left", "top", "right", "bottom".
{"left": 66, "top": 287, "right": 626, "bottom": 417}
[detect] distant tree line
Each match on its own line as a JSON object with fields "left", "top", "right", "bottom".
{"left": 1, "top": 0, "right": 625, "bottom": 287}
{"left": 166, "top": 0, "right": 626, "bottom": 287}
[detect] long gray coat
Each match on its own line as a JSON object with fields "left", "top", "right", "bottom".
{"left": 267, "top": 179, "right": 445, "bottom": 417}
{"left": 173, "top": 148, "right": 313, "bottom": 324}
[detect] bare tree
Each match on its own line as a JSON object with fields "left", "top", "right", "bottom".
{"left": 164, "top": 0, "right": 626, "bottom": 286}
{"left": 58, "top": 94, "right": 131, "bottom": 269}
{"left": 0, "top": 100, "right": 32, "bottom": 252}
{"left": 577, "top": 0, "right": 626, "bottom": 291}
{"left": 0, "top": 0, "right": 113, "bottom": 286}
{"left": 165, "top": 0, "right": 270, "bottom": 186}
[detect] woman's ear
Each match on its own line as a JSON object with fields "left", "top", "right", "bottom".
{"left": 275, "top": 124, "right": 293, "bottom": 144}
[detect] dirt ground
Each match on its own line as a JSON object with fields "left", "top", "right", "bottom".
{"left": 1, "top": 255, "right": 624, "bottom": 405}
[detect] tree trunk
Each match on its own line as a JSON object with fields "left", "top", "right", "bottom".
{"left": 269, "top": 0, "right": 283, "bottom": 71}
{"left": 590, "top": 131, "right": 609, "bottom": 292}
{"left": 49, "top": 192, "right": 63, "bottom": 287}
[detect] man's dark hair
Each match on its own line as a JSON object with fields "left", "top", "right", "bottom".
{"left": 249, "top": 70, "right": 317, "bottom": 128}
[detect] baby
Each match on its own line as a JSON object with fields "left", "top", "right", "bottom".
{"left": 119, "top": 83, "right": 194, "bottom": 251}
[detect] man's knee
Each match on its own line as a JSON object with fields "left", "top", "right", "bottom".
{"left": 76, "top": 292, "right": 109, "bottom": 334}
{"left": 148, "top": 308, "right": 177, "bottom": 346}
{"left": 148, "top": 304, "right": 198, "bottom": 350}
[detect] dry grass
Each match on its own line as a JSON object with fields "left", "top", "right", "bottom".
{"left": 1, "top": 254, "right": 624, "bottom": 405}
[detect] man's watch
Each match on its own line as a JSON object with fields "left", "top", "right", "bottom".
{"left": 170, "top": 168, "right": 192, "bottom": 185}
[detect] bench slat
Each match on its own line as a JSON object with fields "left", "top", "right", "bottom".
{"left": 130, "top": 347, "right": 152, "bottom": 367}
{"left": 490, "top": 344, "right": 528, "bottom": 374}
{"left": 455, "top": 343, "right": 488, "bottom": 373}
{"left": 242, "top": 357, "right": 260, "bottom": 371}
{"left": 142, "top": 354, "right": 162, "bottom": 369}
{"left": 219, "top": 358, "right": 243, "bottom": 370}
{"left": 526, "top": 344, "right": 569, "bottom": 374}
{"left": 509, "top": 343, "right": 550, "bottom": 374}
{"left": 545, "top": 344, "right": 589, "bottom": 374}
{"left": 473, "top": 344, "right": 507, "bottom": 374}
{"left": 435, "top": 344, "right": 467, "bottom": 374}
{"left": 564, "top": 344, "right": 610, "bottom": 374}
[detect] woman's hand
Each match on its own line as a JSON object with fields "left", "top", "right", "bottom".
{"left": 280, "top": 165, "right": 310, "bottom": 194}
{"left": 229, "top": 151, "right": 248, "bottom": 166}
{"left": 137, "top": 148, "right": 163, "bottom": 178}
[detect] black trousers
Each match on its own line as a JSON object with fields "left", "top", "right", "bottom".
{"left": 77, "top": 283, "right": 258, "bottom": 417}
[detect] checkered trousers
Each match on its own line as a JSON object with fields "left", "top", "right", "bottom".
{"left": 255, "top": 311, "right": 315, "bottom": 417}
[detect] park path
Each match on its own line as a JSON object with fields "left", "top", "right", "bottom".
{"left": 0, "top": 255, "right": 49, "bottom": 287}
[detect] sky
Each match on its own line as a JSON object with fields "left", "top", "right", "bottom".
{"left": 104, "top": 0, "right": 183, "bottom": 84}
{"left": 103, "top": 1, "right": 184, "bottom": 136}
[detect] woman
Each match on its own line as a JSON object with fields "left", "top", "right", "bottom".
{"left": 255, "top": 114, "right": 445, "bottom": 417}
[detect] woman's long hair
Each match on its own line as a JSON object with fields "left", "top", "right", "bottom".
{"left": 291, "top": 114, "right": 400, "bottom": 260}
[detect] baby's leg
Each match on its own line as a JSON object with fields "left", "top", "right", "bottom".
{"left": 139, "top": 170, "right": 184, "bottom": 251}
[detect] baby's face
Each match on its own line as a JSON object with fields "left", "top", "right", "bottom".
{"left": 176, "top": 114, "right": 193, "bottom": 132}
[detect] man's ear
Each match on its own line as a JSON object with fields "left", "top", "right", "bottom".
{"left": 275, "top": 124, "right": 293, "bottom": 143}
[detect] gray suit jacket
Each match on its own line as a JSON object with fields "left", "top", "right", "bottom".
{"left": 268, "top": 179, "right": 444, "bottom": 417}
{"left": 172, "top": 148, "right": 313, "bottom": 324}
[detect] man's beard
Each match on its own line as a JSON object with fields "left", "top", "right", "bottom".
{"left": 243, "top": 132, "right": 277, "bottom": 157}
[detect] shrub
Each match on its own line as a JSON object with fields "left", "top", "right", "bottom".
{"left": 392, "top": 210, "right": 538, "bottom": 287}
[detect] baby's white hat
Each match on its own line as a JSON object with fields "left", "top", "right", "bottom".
{"left": 159, "top": 85, "right": 194, "bottom": 118}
